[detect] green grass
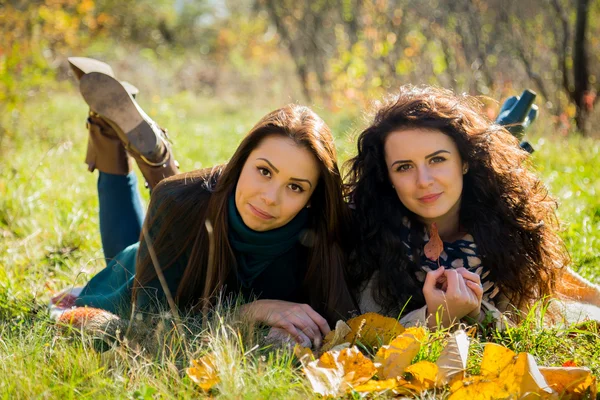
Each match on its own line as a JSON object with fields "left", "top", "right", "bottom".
{"left": 1, "top": 90, "right": 599, "bottom": 398}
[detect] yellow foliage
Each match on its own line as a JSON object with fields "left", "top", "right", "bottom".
{"left": 344, "top": 312, "right": 405, "bottom": 346}
{"left": 395, "top": 361, "right": 438, "bottom": 393}
{"left": 302, "top": 346, "right": 377, "bottom": 397}
{"left": 479, "top": 342, "right": 516, "bottom": 377}
{"left": 374, "top": 327, "right": 427, "bottom": 380}
{"left": 321, "top": 320, "right": 352, "bottom": 353}
{"left": 451, "top": 347, "right": 554, "bottom": 399}
{"left": 186, "top": 355, "right": 220, "bottom": 391}
{"left": 353, "top": 378, "right": 398, "bottom": 393}
{"left": 540, "top": 367, "right": 597, "bottom": 399}
{"left": 293, "top": 344, "right": 315, "bottom": 363}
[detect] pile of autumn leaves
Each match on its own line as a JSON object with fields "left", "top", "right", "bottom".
{"left": 187, "top": 312, "right": 597, "bottom": 398}
{"left": 187, "top": 224, "right": 597, "bottom": 398}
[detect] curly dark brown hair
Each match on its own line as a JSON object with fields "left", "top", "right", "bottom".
{"left": 344, "top": 85, "right": 569, "bottom": 316}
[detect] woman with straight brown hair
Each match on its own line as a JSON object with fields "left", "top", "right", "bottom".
{"left": 62, "top": 60, "right": 355, "bottom": 347}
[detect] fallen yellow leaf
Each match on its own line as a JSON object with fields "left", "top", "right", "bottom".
{"left": 448, "top": 376, "right": 514, "bottom": 400}
{"left": 396, "top": 361, "right": 438, "bottom": 392}
{"left": 479, "top": 342, "right": 516, "bottom": 377}
{"left": 344, "top": 313, "right": 405, "bottom": 346}
{"left": 374, "top": 327, "right": 427, "bottom": 380}
{"left": 321, "top": 320, "right": 352, "bottom": 353}
{"left": 293, "top": 344, "right": 315, "bottom": 364}
{"left": 353, "top": 378, "right": 399, "bottom": 393}
{"left": 186, "top": 354, "right": 219, "bottom": 391}
{"left": 451, "top": 346, "right": 555, "bottom": 400}
{"left": 303, "top": 346, "right": 377, "bottom": 396}
{"left": 539, "top": 366, "right": 597, "bottom": 399}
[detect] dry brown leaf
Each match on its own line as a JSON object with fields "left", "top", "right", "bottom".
{"left": 424, "top": 222, "right": 444, "bottom": 261}
{"left": 374, "top": 327, "right": 427, "bottom": 380}
{"left": 344, "top": 313, "right": 405, "bottom": 347}
{"left": 303, "top": 346, "right": 377, "bottom": 396}
{"left": 321, "top": 320, "right": 352, "bottom": 353}
{"left": 186, "top": 354, "right": 220, "bottom": 391}
{"left": 436, "top": 329, "right": 470, "bottom": 385}
{"left": 539, "top": 367, "right": 597, "bottom": 399}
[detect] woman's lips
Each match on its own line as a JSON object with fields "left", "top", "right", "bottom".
{"left": 248, "top": 204, "right": 274, "bottom": 220}
{"left": 418, "top": 192, "right": 442, "bottom": 203}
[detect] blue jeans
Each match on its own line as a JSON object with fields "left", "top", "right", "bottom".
{"left": 98, "top": 172, "right": 145, "bottom": 260}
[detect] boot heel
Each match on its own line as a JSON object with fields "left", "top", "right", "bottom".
{"left": 79, "top": 72, "right": 160, "bottom": 160}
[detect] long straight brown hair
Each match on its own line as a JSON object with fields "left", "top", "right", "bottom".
{"left": 133, "top": 104, "right": 356, "bottom": 321}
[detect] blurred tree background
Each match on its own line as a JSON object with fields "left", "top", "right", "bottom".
{"left": 1, "top": 0, "right": 599, "bottom": 137}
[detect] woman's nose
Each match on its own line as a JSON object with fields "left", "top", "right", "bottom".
{"left": 261, "top": 184, "right": 279, "bottom": 205}
{"left": 416, "top": 166, "right": 434, "bottom": 188}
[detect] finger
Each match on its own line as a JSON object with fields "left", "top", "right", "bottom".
{"left": 424, "top": 267, "right": 445, "bottom": 290}
{"left": 444, "top": 269, "right": 461, "bottom": 297}
{"left": 296, "top": 330, "right": 313, "bottom": 348}
{"left": 456, "top": 273, "right": 469, "bottom": 296}
{"left": 276, "top": 320, "right": 307, "bottom": 345}
{"left": 466, "top": 280, "right": 484, "bottom": 301}
{"left": 301, "top": 304, "right": 331, "bottom": 336}
{"left": 284, "top": 310, "right": 321, "bottom": 342}
{"left": 455, "top": 268, "right": 481, "bottom": 285}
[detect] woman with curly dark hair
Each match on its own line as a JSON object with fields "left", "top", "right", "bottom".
{"left": 344, "top": 85, "right": 590, "bottom": 329}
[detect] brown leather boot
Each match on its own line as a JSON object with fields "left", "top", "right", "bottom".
{"left": 68, "top": 57, "right": 140, "bottom": 98}
{"left": 79, "top": 72, "right": 179, "bottom": 189}
{"left": 69, "top": 57, "right": 136, "bottom": 175}
{"left": 85, "top": 111, "right": 134, "bottom": 175}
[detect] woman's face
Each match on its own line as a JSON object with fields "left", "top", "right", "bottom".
{"left": 235, "top": 135, "right": 320, "bottom": 231}
{"left": 384, "top": 128, "right": 466, "bottom": 224}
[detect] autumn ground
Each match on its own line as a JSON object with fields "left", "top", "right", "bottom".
{"left": 0, "top": 89, "right": 599, "bottom": 398}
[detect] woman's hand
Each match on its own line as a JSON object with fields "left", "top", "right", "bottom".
{"left": 422, "top": 267, "right": 483, "bottom": 328}
{"left": 239, "top": 300, "right": 330, "bottom": 348}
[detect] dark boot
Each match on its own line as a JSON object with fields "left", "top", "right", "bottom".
{"left": 79, "top": 72, "right": 179, "bottom": 189}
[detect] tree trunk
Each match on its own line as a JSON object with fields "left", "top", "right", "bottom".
{"left": 572, "top": 0, "right": 590, "bottom": 134}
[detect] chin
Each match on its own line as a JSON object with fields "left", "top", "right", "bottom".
{"left": 415, "top": 207, "right": 449, "bottom": 221}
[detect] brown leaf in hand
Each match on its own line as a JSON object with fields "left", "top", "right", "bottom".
{"left": 424, "top": 222, "right": 444, "bottom": 261}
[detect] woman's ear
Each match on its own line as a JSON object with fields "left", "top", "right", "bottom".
{"left": 462, "top": 162, "right": 469, "bottom": 175}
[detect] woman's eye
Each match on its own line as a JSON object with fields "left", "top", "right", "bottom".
{"left": 396, "top": 164, "right": 412, "bottom": 172}
{"left": 430, "top": 156, "right": 446, "bottom": 164}
{"left": 289, "top": 183, "right": 304, "bottom": 193}
{"left": 258, "top": 167, "right": 271, "bottom": 177}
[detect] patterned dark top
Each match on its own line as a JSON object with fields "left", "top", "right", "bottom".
{"left": 400, "top": 216, "right": 501, "bottom": 305}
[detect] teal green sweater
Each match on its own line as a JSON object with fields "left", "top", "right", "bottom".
{"left": 75, "top": 172, "right": 309, "bottom": 317}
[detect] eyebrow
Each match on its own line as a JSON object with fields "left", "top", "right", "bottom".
{"left": 390, "top": 150, "right": 451, "bottom": 168}
{"left": 257, "top": 157, "right": 313, "bottom": 188}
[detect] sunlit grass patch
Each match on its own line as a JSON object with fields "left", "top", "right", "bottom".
{"left": 0, "top": 92, "right": 599, "bottom": 398}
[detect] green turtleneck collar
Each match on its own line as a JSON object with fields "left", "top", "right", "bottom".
{"left": 227, "top": 194, "right": 308, "bottom": 287}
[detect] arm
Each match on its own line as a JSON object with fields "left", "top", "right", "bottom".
{"left": 555, "top": 267, "right": 600, "bottom": 307}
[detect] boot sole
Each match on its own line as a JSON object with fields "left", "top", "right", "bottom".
{"left": 79, "top": 72, "right": 158, "bottom": 158}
